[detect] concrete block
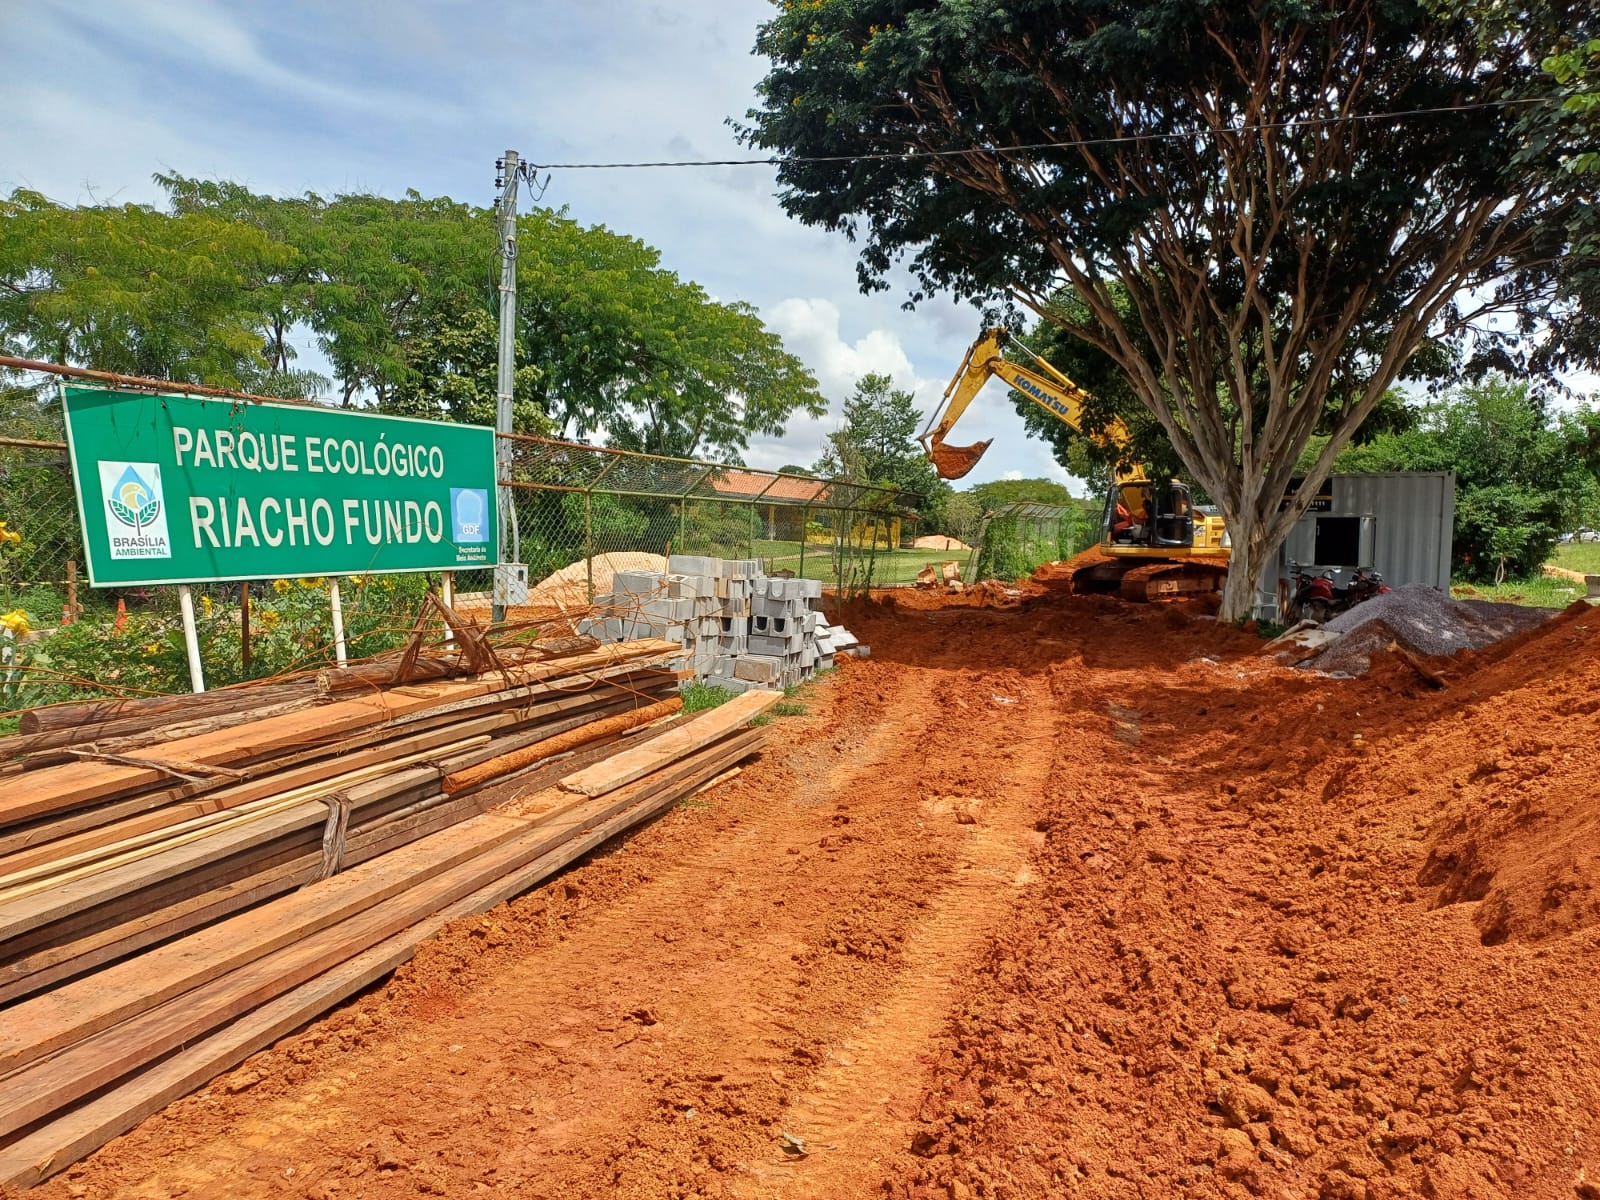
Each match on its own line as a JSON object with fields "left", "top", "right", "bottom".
{"left": 734, "top": 655, "right": 783, "bottom": 684}
{"left": 749, "top": 632, "right": 802, "bottom": 657}
{"left": 720, "top": 615, "right": 749, "bottom": 636}
{"left": 800, "top": 644, "right": 819, "bottom": 668}
{"left": 667, "top": 573, "right": 717, "bottom": 600}
{"left": 642, "top": 596, "right": 693, "bottom": 621}
{"left": 706, "top": 676, "right": 752, "bottom": 695}
{"left": 817, "top": 654, "right": 835, "bottom": 672}
{"left": 801, "top": 611, "right": 819, "bottom": 633}
{"left": 693, "top": 595, "right": 720, "bottom": 617}
{"left": 796, "top": 577, "right": 823, "bottom": 599}
{"left": 667, "top": 554, "right": 717, "bottom": 577}
{"left": 717, "top": 635, "right": 747, "bottom": 655}
{"left": 614, "top": 570, "right": 662, "bottom": 594}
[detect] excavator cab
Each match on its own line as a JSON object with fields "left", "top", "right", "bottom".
{"left": 1105, "top": 480, "right": 1196, "bottom": 549}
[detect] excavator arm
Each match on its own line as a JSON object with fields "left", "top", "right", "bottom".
{"left": 918, "top": 327, "right": 1136, "bottom": 481}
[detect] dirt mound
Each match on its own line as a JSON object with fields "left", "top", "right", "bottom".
{"left": 912, "top": 535, "right": 972, "bottom": 551}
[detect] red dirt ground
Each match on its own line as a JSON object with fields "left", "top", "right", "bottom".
{"left": 14, "top": 593, "right": 1600, "bottom": 1200}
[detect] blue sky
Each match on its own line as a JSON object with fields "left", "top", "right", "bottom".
{"left": 0, "top": 0, "right": 1079, "bottom": 491}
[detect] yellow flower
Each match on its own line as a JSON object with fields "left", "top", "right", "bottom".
{"left": 0, "top": 608, "right": 30, "bottom": 636}
{"left": 298, "top": 577, "right": 325, "bottom": 590}
{"left": 200, "top": 594, "right": 214, "bottom": 617}
{"left": 272, "top": 579, "right": 291, "bottom": 595}
{"left": 142, "top": 641, "right": 163, "bottom": 657}
{"left": 0, "top": 521, "right": 20, "bottom": 546}
{"left": 258, "top": 609, "right": 281, "bottom": 630}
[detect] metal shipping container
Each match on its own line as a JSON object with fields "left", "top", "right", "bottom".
{"left": 1257, "top": 470, "right": 1455, "bottom": 618}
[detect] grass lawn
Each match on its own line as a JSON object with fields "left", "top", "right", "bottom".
{"left": 1551, "top": 542, "right": 1600, "bottom": 575}
{"left": 752, "top": 539, "right": 970, "bottom": 587}
{"left": 1453, "top": 576, "right": 1587, "bottom": 609}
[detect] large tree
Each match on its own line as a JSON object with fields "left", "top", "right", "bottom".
{"left": 815, "top": 372, "right": 950, "bottom": 519}
{"left": 740, "top": 0, "right": 1600, "bottom": 618}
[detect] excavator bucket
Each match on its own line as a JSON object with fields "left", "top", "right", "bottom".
{"left": 926, "top": 437, "right": 993, "bottom": 481}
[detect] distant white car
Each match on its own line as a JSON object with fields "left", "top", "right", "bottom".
{"left": 1580, "top": 530, "right": 1600, "bottom": 543}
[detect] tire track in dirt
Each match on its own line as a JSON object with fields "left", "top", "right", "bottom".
{"left": 735, "top": 675, "right": 1054, "bottom": 1199}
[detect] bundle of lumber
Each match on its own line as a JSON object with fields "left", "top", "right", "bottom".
{"left": 0, "top": 657, "right": 778, "bottom": 1188}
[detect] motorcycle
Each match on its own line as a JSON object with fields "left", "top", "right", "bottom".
{"left": 1287, "top": 562, "right": 1390, "bottom": 624}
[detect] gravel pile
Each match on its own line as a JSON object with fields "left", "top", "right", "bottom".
{"left": 1304, "top": 584, "right": 1553, "bottom": 674}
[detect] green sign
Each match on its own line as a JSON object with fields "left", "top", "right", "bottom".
{"left": 63, "top": 385, "right": 498, "bottom": 587}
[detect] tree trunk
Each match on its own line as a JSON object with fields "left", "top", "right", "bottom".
{"left": 1218, "top": 518, "right": 1263, "bottom": 624}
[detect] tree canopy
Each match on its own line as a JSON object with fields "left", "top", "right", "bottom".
{"left": 741, "top": 0, "right": 1600, "bottom": 617}
{"left": 0, "top": 178, "right": 825, "bottom": 462}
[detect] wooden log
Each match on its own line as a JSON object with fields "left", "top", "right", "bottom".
{"left": 0, "top": 729, "right": 760, "bottom": 1188}
{"left": 558, "top": 688, "right": 779, "bottom": 798}
{"left": 441, "top": 697, "right": 684, "bottom": 795}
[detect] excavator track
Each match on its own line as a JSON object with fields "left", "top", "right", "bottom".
{"left": 1115, "top": 561, "right": 1228, "bottom": 602}
{"left": 1065, "top": 557, "right": 1228, "bottom": 602}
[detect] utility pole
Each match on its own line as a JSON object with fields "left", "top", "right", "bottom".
{"left": 493, "top": 150, "right": 522, "bottom": 623}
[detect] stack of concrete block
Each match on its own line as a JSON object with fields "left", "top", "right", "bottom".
{"left": 574, "top": 554, "right": 867, "bottom": 695}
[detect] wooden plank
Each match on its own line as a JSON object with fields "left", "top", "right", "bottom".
{"left": 441, "top": 698, "right": 683, "bottom": 795}
{"left": 558, "top": 688, "right": 780, "bottom": 798}
{"left": 0, "top": 738, "right": 487, "bottom": 898}
{"left": 0, "top": 729, "right": 763, "bottom": 1141}
{"left": 0, "top": 641, "right": 682, "bottom": 829}
{"left": 0, "top": 713, "right": 671, "bottom": 1005}
{"left": 0, "top": 793, "right": 557, "bottom": 1073}
{"left": 0, "top": 767, "right": 442, "bottom": 944}
{"left": 0, "top": 730, "right": 763, "bottom": 1188}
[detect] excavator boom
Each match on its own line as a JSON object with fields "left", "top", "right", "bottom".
{"left": 918, "top": 328, "right": 1133, "bottom": 481}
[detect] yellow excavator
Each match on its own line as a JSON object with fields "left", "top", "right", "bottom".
{"left": 918, "top": 328, "right": 1230, "bottom": 600}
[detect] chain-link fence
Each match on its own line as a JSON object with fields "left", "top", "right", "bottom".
{"left": 494, "top": 435, "right": 935, "bottom": 599}
{"left": 972, "top": 501, "right": 1099, "bottom": 582}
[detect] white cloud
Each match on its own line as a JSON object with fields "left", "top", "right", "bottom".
{"left": 764, "top": 298, "right": 919, "bottom": 403}
{"left": 1003, "top": 470, "right": 1024, "bottom": 481}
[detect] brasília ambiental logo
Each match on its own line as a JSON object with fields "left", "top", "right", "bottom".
{"left": 108, "top": 464, "right": 162, "bottom": 532}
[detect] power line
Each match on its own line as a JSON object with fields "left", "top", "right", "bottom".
{"left": 530, "top": 96, "right": 1553, "bottom": 171}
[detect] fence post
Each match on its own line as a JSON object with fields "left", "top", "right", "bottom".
{"left": 584, "top": 490, "right": 594, "bottom": 603}
{"left": 799, "top": 501, "right": 810, "bottom": 580}
{"left": 240, "top": 581, "right": 252, "bottom": 677}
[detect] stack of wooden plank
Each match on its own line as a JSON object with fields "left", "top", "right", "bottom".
{"left": 0, "top": 641, "right": 779, "bottom": 1188}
